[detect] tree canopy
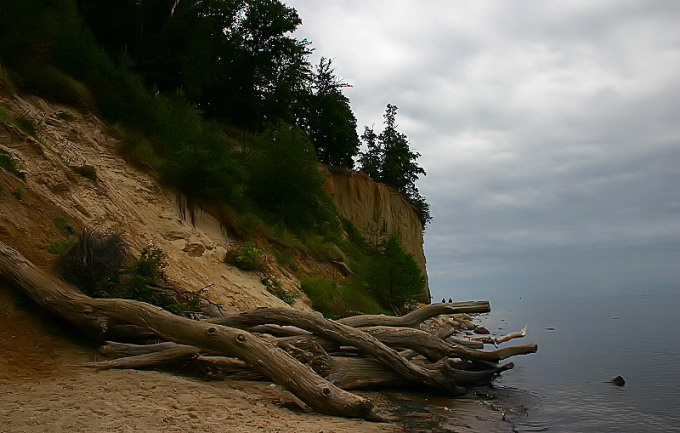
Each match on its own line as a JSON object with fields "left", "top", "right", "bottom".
{"left": 359, "top": 105, "right": 431, "bottom": 226}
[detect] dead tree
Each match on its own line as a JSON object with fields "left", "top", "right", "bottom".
{"left": 0, "top": 240, "right": 537, "bottom": 420}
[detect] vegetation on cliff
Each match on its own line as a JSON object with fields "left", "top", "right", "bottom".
{"left": 0, "top": 0, "right": 429, "bottom": 312}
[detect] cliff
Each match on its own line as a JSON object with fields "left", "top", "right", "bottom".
{"left": 322, "top": 167, "right": 430, "bottom": 301}
{"left": 0, "top": 92, "right": 321, "bottom": 312}
{"left": 0, "top": 90, "right": 429, "bottom": 311}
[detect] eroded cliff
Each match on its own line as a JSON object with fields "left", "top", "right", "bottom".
{"left": 0, "top": 90, "right": 429, "bottom": 311}
{"left": 322, "top": 167, "right": 429, "bottom": 300}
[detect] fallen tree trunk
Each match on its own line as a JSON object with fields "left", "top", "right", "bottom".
{"left": 209, "top": 308, "right": 466, "bottom": 395}
{"left": 85, "top": 345, "right": 200, "bottom": 370}
{"left": 337, "top": 301, "right": 491, "bottom": 328}
{"left": 0, "top": 241, "right": 378, "bottom": 420}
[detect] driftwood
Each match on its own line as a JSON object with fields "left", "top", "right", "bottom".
{"left": 209, "top": 308, "right": 466, "bottom": 394}
{"left": 0, "top": 240, "right": 537, "bottom": 420}
{"left": 337, "top": 301, "right": 490, "bottom": 328}
{"left": 0, "top": 241, "right": 377, "bottom": 420}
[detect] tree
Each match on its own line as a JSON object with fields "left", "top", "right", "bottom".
{"left": 303, "top": 58, "right": 360, "bottom": 168}
{"left": 358, "top": 104, "right": 431, "bottom": 226}
{"left": 247, "top": 122, "right": 325, "bottom": 231}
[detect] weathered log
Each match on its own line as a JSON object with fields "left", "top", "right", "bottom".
{"left": 0, "top": 241, "right": 378, "bottom": 420}
{"left": 86, "top": 345, "right": 200, "bottom": 370}
{"left": 337, "top": 302, "right": 491, "bottom": 328}
{"left": 361, "top": 326, "right": 537, "bottom": 362}
{"left": 100, "top": 341, "right": 185, "bottom": 357}
{"left": 209, "top": 308, "right": 466, "bottom": 395}
{"left": 471, "top": 325, "right": 528, "bottom": 345}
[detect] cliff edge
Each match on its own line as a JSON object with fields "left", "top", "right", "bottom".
{"left": 322, "top": 167, "right": 429, "bottom": 301}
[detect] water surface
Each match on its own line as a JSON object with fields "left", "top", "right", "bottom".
{"left": 468, "top": 291, "right": 680, "bottom": 432}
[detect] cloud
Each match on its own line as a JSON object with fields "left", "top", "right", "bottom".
{"left": 288, "top": 0, "right": 680, "bottom": 298}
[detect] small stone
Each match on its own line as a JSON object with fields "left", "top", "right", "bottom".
{"left": 474, "top": 326, "right": 490, "bottom": 334}
{"left": 611, "top": 376, "right": 625, "bottom": 386}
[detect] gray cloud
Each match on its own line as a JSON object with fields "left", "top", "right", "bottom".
{"left": 288, "top": 0, "right": 680, "bottom": 299}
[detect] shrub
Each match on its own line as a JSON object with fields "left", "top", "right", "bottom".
{"left": 224, "top": 241, "right": 265, "bottom": 271}
{"left": 56, "top": 230, "right": 126, "bottom": 294}
{"left": 300, "top": 277, "right": 386, "bottom": 319}
{"left": 0, "top": 148, "right": 26, "bottom": 179}
{"left": 248, "top": 123, "right": 326, "bottom": 231}
{"left": 56, "top": 230, "right": 194, "bottom": 314}
{"left": 48, "top": 239, "right": 75, "bottom": 255}
{"left": 262, "top": 277, "right": 298, "bottom": 305}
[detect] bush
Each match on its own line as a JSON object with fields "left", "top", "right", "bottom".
{"left": 224, "top": 241, "right": 265, "bottom": 271}
{"left": 300, "top": 277, "right": 386, "bottom": 319}
{"left": 0, "top": 148, "right": 25, "bottom": 179}
{"left": 56, "top": 230, "right": 194, "bottom": 314}
{"left": 248, "top": 123, "right": 326, "bottom": 231}
{"left": 56, "top": 230, "right": 126, "bottom": 294}
{"left": 262, "top": 277, "right": 298, "bottom": 305}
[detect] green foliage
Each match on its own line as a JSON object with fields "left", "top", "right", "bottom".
{"left": 53, "top": 216, "right": 75, "bottom": 235}
{"left": 274, "top": 249, "right": 297, "bottom": 270}
{"left": 0, "top": 149, "right": 26, "bottom": 179}
{"left": 49, "top": 217, "right": 76, "bottom": 254}
{"left": 262, "top": 277, "right": 298, "bottom": 305}
{"left": 225, "top": 241, "right": 265, "bottom": 271}
{"left": 13, "top": 115, "right": 36, "bottom": 135}
{"left": 359, "top": 104, "right": 431, "bottom": 227}
{"left": 12, "top": 188, "right": 22, "bottom": 200}
{"left": 126, "top": 246, "right": 167, "bottom": 286}
{"left": 300, "top": 277, "right": 387, "bottom": 319}
{"left": 303, "top": 58, "right": 359, "bottom": 167}
{"left": 48, "top": 239, "right": 75, "bottom": 255}
{"left": 248, "top": 123, "right": 326, "bottom": 231}
{"left": 358, "top": 234, "right": 426, "bottom": 310}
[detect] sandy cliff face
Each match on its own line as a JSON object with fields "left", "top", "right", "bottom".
{"left": 322, "top": 167, "right": 429, "bottom": 301}
{"left": 0, "top": 90, "right": 429, "bottom": 311}
{"left": 0, "top": 92, "right": 319, "bottom": 312}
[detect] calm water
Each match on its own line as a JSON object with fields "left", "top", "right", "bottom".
{"left": 462, "top": 290, "right": 680, "bottom": 432}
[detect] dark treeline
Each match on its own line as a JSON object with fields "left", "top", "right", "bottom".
{"left": 0, "top": 0, "right": 429, "bottom": 310}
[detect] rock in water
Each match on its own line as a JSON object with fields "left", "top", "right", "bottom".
{"left": 474, "top": 326, "right": 490, "bottom": 334}
{"left": 611, "top": 376, "right": 625, "bottom": 386}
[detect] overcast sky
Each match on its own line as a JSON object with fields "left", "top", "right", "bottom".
{"left": 287, "top": 1, "right": 680, "bottom": 301}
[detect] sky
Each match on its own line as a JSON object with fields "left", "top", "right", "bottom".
{"left": 286, "top": 0, "right": 680, "bottom": 301}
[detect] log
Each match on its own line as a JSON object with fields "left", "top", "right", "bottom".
{"left": 360, "top": 326, "right": 538, "bottom": 362}
{"left": 209, "top": 308, "right": 466, "bottom": 395}
{"left": 86, "top": 345, "right": 200, "bottom": 370}
{"left": 337, "top": 302, "right": 491, "bottom": 328}
{"left": 0, "top": 241, "right": 378, "bottom": 420}
{"left": 471, "top": 325, "right": 528, "bottom": 345}
{"left": 100, "top": 341, "right": 185, "bottom": 357}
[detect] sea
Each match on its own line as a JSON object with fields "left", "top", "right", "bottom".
{"left": 404, "top": 289, "right": 680, "bottom": 432}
